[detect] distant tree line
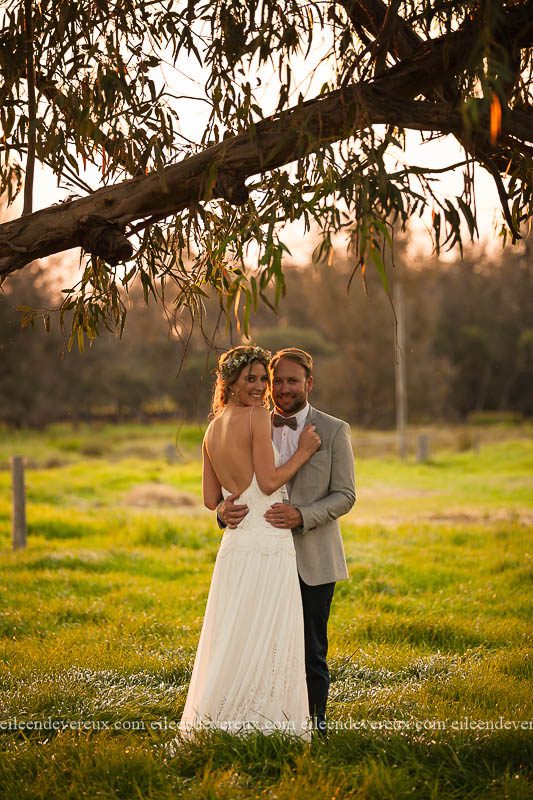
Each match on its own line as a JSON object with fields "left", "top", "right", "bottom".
{"left": 1, "top": 240, "right": 531, "bottom": 428}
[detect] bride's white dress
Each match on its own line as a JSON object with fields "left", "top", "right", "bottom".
{"left": 176, "top": 452, "right": 311, "bottom": 739}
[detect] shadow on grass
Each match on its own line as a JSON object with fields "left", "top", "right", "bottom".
{"left": 0, "top": 552, "right": 196, "bottom": 582}
{"left": 28, "top": 520, "right": 100, "bottom": 540}
{"left": 358, "top": 618, "right": 497, "bottom": 651}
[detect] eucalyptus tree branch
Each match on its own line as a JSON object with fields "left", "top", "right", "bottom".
{"left": 339, "top": 0, "right": 533, "bottom": 237}
{"left": 1, "top": 0, "right": 531, "bottom": 275}
{"left": 0, "top": 88, "right": 528, "bottom": 276}
{"left": 33, "top": 73, "right": 135, "bottom": 178}
{"left": 338, "top": 0, "right": 423, "bottom": 62}
{"left": 22, "top": 0, "right": 36, "bottom": 216}
{"left": 373, "top": 0, "right": 403, "bottom": 76}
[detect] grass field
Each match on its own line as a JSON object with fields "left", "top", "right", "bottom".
{"left": 0, "top": 422, "right": 531, "bottom": 799}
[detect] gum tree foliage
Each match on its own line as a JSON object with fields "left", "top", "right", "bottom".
{"left": 0, "top": 0, "right": 532, "bottom": 346}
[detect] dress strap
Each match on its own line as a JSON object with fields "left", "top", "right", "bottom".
{"left": 249, "top": 405, "right": 255, "bottom": 441}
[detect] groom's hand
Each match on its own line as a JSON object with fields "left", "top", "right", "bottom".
{"left": 264, "top": 503, "right": 303, "bottom": 529}
{"left": 218, "top": 493, "right": 249, "bottom": 529}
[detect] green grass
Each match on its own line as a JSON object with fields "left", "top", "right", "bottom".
{"left": 0, "top": 423, "right": 532, "bottom": 798}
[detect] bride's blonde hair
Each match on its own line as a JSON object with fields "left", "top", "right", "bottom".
{"left": 211, "top": 345, "right": 272, "bottom": 416}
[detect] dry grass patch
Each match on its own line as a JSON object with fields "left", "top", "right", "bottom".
{"left": 124, "top": 483, "right": 199, "bottom": 509}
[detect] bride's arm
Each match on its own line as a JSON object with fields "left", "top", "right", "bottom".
{"left": 252, "top": 407, "right": 320, "bottom": 495}
{"left": 202, "top": 440, "right": 222, "bottom": 510}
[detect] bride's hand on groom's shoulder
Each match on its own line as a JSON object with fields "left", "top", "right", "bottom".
{"left": 218, "top": 493, "right": 249, "bottom": 529}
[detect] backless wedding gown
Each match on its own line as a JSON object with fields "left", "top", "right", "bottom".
{"left": 175, "top": 447, "right": 311, "bottom": 740}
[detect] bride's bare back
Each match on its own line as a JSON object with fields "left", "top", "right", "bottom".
{"left": 202, "top": 404, "right": 321, "bottom": 510}
{"left": 204, "top": 406, "right": 257, "bottom": 495}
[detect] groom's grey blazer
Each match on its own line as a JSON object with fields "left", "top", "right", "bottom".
{"left": 287, "top": 405, "right": 355, "bottom": 586}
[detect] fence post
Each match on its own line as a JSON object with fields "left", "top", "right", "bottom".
{"left": 394, "top": 278, "right": 408, "bottom": 460}
{"left": 416, "top": 434, "right": 430, "bottom": 464}
{"left": 11, "top": 456, "right": 27, "bottom": 551}
{"left": 165, "top": 443, "right": 179, "bottom": 464}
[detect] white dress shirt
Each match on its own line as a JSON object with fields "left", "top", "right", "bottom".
{"left": 272, "top": 403, "right": 310, "bottom": 466}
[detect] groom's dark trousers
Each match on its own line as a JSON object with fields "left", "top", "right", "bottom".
{"left": 299, "top": 576, "right": 336, "bottom": 734}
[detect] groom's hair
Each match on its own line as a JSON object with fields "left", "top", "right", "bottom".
{"left": 270, "top": 348, "right": 313, "bottom": 378}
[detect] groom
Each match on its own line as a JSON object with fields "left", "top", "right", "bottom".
{"left": 218, "top": 347, "right": 356, "bottom": 734}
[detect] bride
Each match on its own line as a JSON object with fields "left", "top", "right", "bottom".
{"left": 174, "top": 345, "right": 320, "bottom": 741}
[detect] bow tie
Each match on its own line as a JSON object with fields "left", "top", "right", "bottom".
{"left": 273, "top": 414, "right": 298, "bottom": 430}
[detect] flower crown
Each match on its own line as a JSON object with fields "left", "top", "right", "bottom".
{"left": 218, "top": 346, "right": 271, "bottom": 380}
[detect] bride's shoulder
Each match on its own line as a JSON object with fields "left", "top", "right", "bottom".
{"left": 251, "top": 405, "right": 271, "bottom": 420}
{"left": 204, "top": 417, "right": 216, "bottom": 432}
{"left": 203, "top": 416, "right": 219, "bottom": 440}
{"left": 253, "top": 404, "right": 271, "bottom": 414}
{"left": 250, "top": 405, "right": 272, "bottom": 430}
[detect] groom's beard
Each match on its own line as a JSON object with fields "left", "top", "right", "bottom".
{"left": 273, "top": 396, "right": 307, "bottom": 415}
